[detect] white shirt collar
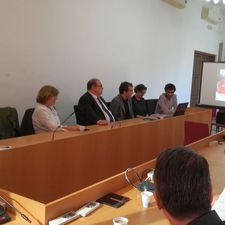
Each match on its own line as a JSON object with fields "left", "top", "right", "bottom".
{"left": 88, "top": 91, "right": 99, "bottom": 100}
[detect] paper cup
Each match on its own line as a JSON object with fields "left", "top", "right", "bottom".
{"left": 112, "top": 217, "right": 128, "bottom": 225}
{"left": 79, "top": 125, "right": 86, "bottom": 131}
{"left": 141, "top": 191, "right": 153, "bottom": 208}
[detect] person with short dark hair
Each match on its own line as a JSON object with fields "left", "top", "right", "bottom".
{"left": 155, "top": 83, "right": 177, "bottom": 114}
{"left": 78, "top": 78, "right": 114, "bottom": 125}
{"left": 154, "top": 147, "right": 225, "bottom": 225}
{"left": 132, "top": 84, "right": 148, "bottom": 117}
{"left": 110, "top": 81, "right": 134, "bottom": 121}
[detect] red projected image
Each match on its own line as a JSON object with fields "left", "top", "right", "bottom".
{"left": 217, "top": 80, "right": 225, "bottom": 94}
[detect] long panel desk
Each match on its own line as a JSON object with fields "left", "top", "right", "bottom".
{"left": 0, "top": 107, "right": 212, "bottom": 224}
{"left": 53, "top": 131, "right": 225, "bottom": 225}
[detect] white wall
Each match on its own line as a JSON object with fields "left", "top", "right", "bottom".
{"left": 0, "top": 0, "right": 224, "bottom": 124}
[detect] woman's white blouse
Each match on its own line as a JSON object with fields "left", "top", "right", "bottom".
{"left": 32, "top": 103, "right": 61, "bottom": 133}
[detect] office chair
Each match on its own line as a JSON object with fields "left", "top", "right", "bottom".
{"left": 73, "top": 105, "right": 86, "bottom": 125}
{"left": 0, "top": 107, "right": 20, "bottom": 139}
{"left": 20, "top": 108, "right": 35, "bottom": 136}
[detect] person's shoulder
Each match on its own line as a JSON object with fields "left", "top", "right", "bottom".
{"left": 33, "top": 104, "right": 48, "bottom": 117}
{"left": 79, "top": 92, "right": 92, "bottom": 101}
{"left": 80, "top": 92, "right": 89, "bottom": 98}
{"left": 158, "top": 93, "right": 166, "bottom": 99}
{"left": 34, "top": 103, "right": 48, "bottom": 112}
{"left": 111, "top": 95, "right": 120, "bottom": 102}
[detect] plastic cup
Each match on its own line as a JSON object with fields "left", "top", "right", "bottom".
{"left": 141, "top": 191, "right": 153, "bottom": 208}
{"left": 79, "top": 125, "right": 86, "bottom": 131}
{"left": 112, "top": 216, "right": 128, "bottom": 225}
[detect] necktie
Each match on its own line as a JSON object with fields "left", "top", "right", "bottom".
{"left": 97, "top": 97, "right": 114, "bottom": 122}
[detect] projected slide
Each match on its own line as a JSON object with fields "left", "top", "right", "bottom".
{"left": 200, "top": 62, "right": 225, "bottom": 107}
{"left": 216, "top": 69, "right": 225, "bottom": 102}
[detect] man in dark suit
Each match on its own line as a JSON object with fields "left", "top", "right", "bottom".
{"left": 110, "top": 81, "right": 134, "bottom": 121}
{"left": 77, "top": 79, "right": 114, "bottom": 126}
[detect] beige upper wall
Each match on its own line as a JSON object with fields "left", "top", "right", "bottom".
{"left": 0, "top": 0, "right": 224, "bottom": 123}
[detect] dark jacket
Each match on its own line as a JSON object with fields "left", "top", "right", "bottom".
{"left": 0, "top": 107, "right": 20, "bottom": 139}
{"left": 188, "top": 210, "right": 225, "bottom": 225}
{"left": 110, "top": 95, "right": 134, "bottom": 121}
{"left": 77, "top": 92, "right": 107, "bottom": 125}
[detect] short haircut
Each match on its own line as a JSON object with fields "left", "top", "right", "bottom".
{"left": 134, "top": 84, "right": 147, "bottom": 93}
{"left": 154, "top": 147, "right": 211, "bottom": 219}
{"left": 119, "top": 81, "right": 133, "bottom": 94}
{"left": 87, "top": 79, "right": 99, "bottom": 90}
{"left": 36, "top": 85, "right": 59, "bottom": 104}
{"left": 164, "top": 83, "right": 176, "bottom": 92}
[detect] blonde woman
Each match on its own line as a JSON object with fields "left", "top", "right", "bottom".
{"left": 32, "top": 85, "right": 79, "bottom": 133}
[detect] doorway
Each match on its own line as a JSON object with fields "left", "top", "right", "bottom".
{"left": 190, "top": 50, "right": 216, "bottom": 106}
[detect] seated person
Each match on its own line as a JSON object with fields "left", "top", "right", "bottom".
{"left": 32, "top": 85, "right": 79, "bottom": 133}
{"left": 155, "top": 83, "right": 177, "bottom": 114}
{"left": 154, "top": 147, "right": 225, "bottom": 225}
{"left": 110, "top": 82, "right": 134, "bottom": 121}
{"left": 132, "top": 84, "right": 148, "bottom": 117}
{"left": 77, "top": 79, "right": 114, "bottom": 126}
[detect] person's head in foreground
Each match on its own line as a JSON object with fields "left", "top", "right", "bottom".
{"left": 153, "top": 147, "right": 223, "bottom": 225}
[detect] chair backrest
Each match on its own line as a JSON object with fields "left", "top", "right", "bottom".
{"left": 184, "top": 121, "right": 209, "bottom": 145}
{"left": 146, "top": 99, "right": 158, "bottom": 115}
{"left": 74, "top": 105, "right": 85, "bottom": 125}
{"left": 216, "top": 111, "right": 225, "bottom": 124}
{"left": 212, "top": 108, "right": 217, "bottom": 118}
{"left": 0, "top": 107, "right": 20, "bottom": 139}
{"left": 20, "top": 108, "right": 35, "bottom": 136}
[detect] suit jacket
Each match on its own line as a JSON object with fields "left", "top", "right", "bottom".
{"left": 77, "top": 92, "right": 108, "bottom": 126}
{"left": 110, "top": 95, "right": 134, "bottom": 121}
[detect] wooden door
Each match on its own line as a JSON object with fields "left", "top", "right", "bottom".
{"left": 190, "top": 51, "right": 216, "bottom": 106}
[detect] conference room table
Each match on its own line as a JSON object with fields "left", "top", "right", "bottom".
{"left": 2, "top": 125, "right": 225, "bottom": 225}
{"left": 0, "top": 107, "right": 213, "bottom": 224}
{"left": 65, "top": 135, "right": 225, "bottom": 225}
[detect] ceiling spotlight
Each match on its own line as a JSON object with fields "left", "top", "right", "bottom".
{"left": 206, "top": 0, "right": 225, "bottom": 4}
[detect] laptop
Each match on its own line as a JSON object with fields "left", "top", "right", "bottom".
{"left": 144, "top": 102, "right": 189, "bottom": 120}
{"left": 173, "top": 102, "right": 189, "bottom": 116}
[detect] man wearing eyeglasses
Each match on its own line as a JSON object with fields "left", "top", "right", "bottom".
{"left": 77, "top": 78, "right": 115, "bottom": 125}
{"left": 155, "top": 83, "right": 177, "bottom": 114}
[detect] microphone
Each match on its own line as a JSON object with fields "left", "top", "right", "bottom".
{"left": 51, "top": 125, "right": 61, "bottom": 141}
{"left": 51, "top": 111, "right": 75, "bottom": 141}
{"left": 60, "top": 111, "right": 75, "bottom": 125}
{"left": 0, "top": 195, "right": 32, "bottom": 223}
